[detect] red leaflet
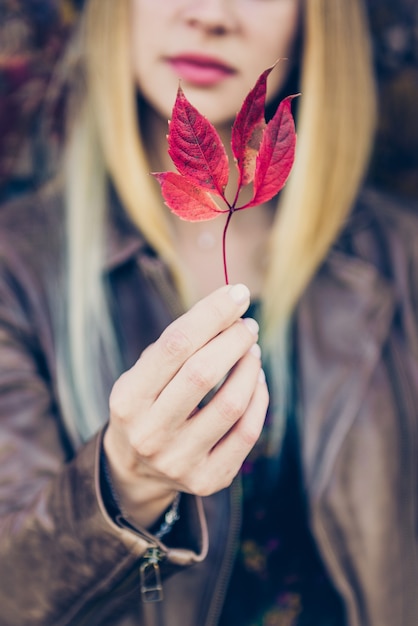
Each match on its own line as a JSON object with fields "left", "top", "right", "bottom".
{"left": 231, "top": 65, "right": 272, "bottom": 190}
{"left": 153, "top": 172, "right": 224, "bottom": 221}
{"left": 153, "top": 65, "right": 299, "bottom": 283}
{"left": 243, "top": 95, "right": 298, "bottom": 209}
{"left": 167, "top": 86, "right": 229, "bottom": 197}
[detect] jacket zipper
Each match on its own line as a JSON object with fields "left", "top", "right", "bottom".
{"left": 139, "top": 545, "right": 165, "bottom": 603}
{"left": 203, "top": 479, "right": 242, "bottom": 626}
{"left": 115, "top": 514, "right": 168, "bottom": 605}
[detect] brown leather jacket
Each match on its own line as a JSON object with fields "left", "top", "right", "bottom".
{"left": 0, "top": 184, "right": 417, "bottom": 626}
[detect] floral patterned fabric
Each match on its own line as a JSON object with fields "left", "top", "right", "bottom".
{"left": 367, "top": 0, "right": 418, "bottom": 199}
{"left": 218, "top": 307, "right": 346, "bottom": 626}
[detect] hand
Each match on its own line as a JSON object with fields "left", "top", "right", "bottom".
{"left": 103, "top": 284, "right": 269, "bottom": 528}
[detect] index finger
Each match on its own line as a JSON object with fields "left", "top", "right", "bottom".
{"left": 134, "top": 283, "right": 251, "bottom": 399}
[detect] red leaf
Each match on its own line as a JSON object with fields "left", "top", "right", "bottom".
{"left": 244, "top": 94, "right": 298, "bottom": 208}
{"left": 167, "top": 86, "right": 229, "bottom": 197}
{"left": 231, "top": 65, "right": 272, "bottom": 187}
{"left": 152, "top": 172, "right": 225, "bottom": 221}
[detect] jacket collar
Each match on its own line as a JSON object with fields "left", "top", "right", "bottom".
{"left": 104, "top": 186, "right": 149, "bottom": 272}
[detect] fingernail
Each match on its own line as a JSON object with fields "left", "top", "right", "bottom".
{"left": 258, "top": 369, "right": 266, "bottom": 384}
{"left": 242, "top": 317, "right": 259, "bottom": 336}
{"left": 229, "top": 283, "right": 250, "bottom": 305}
{"left": 249, "top": 343, "right": 261, "bottom": 358}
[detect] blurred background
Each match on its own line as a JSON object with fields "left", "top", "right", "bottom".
{"left": 0, "top": 0, "right": 417, "bottom": 204}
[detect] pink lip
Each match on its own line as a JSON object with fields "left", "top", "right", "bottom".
{"left": 167, "top": 54, "right": 236, "bottom": 86}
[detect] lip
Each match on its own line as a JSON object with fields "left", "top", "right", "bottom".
{"left": 167, "top": 54, "right": 236, "bottom": 87}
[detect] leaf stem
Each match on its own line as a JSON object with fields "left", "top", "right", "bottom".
{"left": 222, "top": 209, "right": 234, "bottom": 284}
{"left": 231, "top": 173, "right": 243, "bottom": 209}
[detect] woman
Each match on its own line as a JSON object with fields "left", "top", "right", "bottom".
{"left": 0, "top": 1, "right": 417, "bottom": 625}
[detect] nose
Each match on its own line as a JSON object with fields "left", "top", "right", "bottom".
{"left": 181, "top": 0, "right": 238, "bottom": 35}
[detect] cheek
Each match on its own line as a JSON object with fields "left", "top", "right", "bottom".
{"left": 248, "top": 3, "right": 300, "bottom": 59}
{"left": 130, "top": 2, "right": 142, "bottom": 82}
{"left": 129, "top": 1, "right": 160, "bottom": 86}
{"left": 253, "top": 9, "right": 300, "bottom": 96}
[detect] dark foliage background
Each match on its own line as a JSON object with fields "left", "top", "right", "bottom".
{"left": 367, "top": 0, "right": 418, "bottom": 199}
{"left": 0, "top": 0, "right": 417, "bottom": 202}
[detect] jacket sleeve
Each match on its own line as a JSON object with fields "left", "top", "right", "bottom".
{"left": 0, "top": 245, "right": 207, "bottom": 626}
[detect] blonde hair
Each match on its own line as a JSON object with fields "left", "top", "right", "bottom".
{"left": 264, "top": 0, "right": 376, "bottom": 329}
{"left": 58, "top": 0, "right": 376, "bottom": 442}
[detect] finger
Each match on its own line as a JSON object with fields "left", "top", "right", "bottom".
{"left": 161, "top": 369, "right": 268, "bottom": 496}
{"left": 133, "top": 283, "right": 251, "bottom": 400}
{"left": 163, "top": 344, "right": 263, "bottom": 465}
{"left": 203, "top": 370, "right": 269, "bottom": 490}
{"left": 154, "top": 317, "right": 259, "bottom": 424}
{"left": 128, "top": 346, "right": 263, "bottom": 484}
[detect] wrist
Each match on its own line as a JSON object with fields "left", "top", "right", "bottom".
{"left": 102, "top": 431, "right": 178, "bottom": 528}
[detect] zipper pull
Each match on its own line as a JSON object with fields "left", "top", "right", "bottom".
{"left": 139, "top": 546, "right": 164, "bottom": 603}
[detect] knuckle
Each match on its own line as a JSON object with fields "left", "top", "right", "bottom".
{"left": 109, "top": 373, "right": 133, "bottom": 423}
{"left": 214, "top": 392, "right": 246, "bottom": 424}
{"left": 196, "top": 485, "right": 215, "bottom": 498}
{"left": 186, "top": 463, "right": 239, "bottom": 496}
{"left": 261, "top": 384, "right": 270, "bottom": 407}
{"left": 159, "top": 326, "right": 192, "bottom": 361}
{"left": 238, "top": 422, "right": 262, "bottom": 449}
{"left": 131, "top": 433, "right": 159, "bottom": 459}
{"left": 217, "top": 468, "right": 236, "bottom": 491}
{"left": 138, "top": 342, "right": 154, "bottom": 360}
{"left": 195, "top": 297, "right": 224, "bottom": 323}
{"left": 163, "top": 467, "right": 182, "bottom": 485}
{"left": 234, "top": 320, "right": 257, "bottom": 347}
{"left": 154, "top": 458, "right": 183, "bottom": 484}
{"left": 184, "top": 358, "right": 216, "bottom": 391}
{"left": 205, "top": 299, "right": 227, "bottom": 325}
{"left": 187, "top": 475, "right": 214, "bottom": 498}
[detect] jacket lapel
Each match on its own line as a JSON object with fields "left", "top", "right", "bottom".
{"left": 296, "top": 248, "right": 395, "bottom": 496}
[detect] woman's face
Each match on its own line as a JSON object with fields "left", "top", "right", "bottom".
{"left": 130, "top": 0, "right": 300, "bottom": 128}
